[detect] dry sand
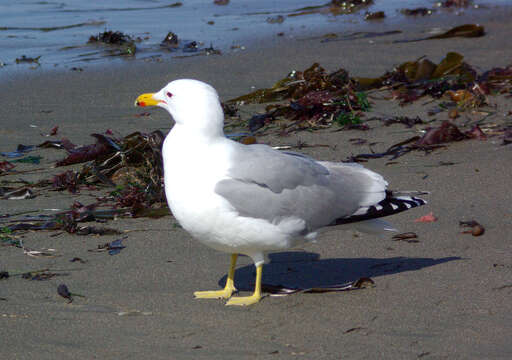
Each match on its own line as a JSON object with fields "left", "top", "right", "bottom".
{"left": 1, "top": 9, "right": 512, "bottom": 360}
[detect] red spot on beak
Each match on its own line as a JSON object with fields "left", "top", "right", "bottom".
{"left": 138, "top": 101, "right": 146, "bottom": 107}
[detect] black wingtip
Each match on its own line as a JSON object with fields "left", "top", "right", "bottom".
{"left": 333, "top": 195, "right": 427, "bottom": 226}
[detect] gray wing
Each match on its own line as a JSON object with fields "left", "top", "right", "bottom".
{"left": 215, "top": 143, "right": 388, "bottom": 231}
{"left": 224, "top": 144, "right": 330, "bottom": 193}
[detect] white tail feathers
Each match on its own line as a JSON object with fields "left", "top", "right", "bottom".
{"left": 352, "top": 219, "right": 398, "bottom": 235}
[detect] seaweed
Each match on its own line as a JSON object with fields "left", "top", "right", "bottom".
{"left": 228, "top": 63, "right": 369, "bottom": 131}
{"left": 355, "top": 52, "right": 485, "bottom": 107}
{"left": 400, "top": 8, "right": 434, "bottom": 16}
{"left": 57, "top": 284, "right": 84, "bottom": 302}
{"left": 56, "top": 134, "right": 119, "bottom": 167}
{"left": 0, "top": 161, "right": 15, "bottom": 173}
{"left": 290, "top": 0, "right": 374, "bottom": 17}
{"left": 89, "top": 30, "right": 132, "bottom": 46}
{"left": 228, "top": 53, "right": 512, "bottom": 135}
{"left": 38, "top": 138, "right": 76, "bottom": 151}
{"left": 427, "top": 24, "right": 484, "bottom": 40}
{"left": 381, "top": 116, "right": 424, "bottom": 127}
{"left": 503, "top": 127, "right": 512, "bottom": 145}
{"left": 0, "top": 128, "right": 168, "bottom": 244}
{"left": 89, "top": 237, "right": 127, "bottom": 255}
{"left": 392, "top": 232, "right": 419, "bottom": 243}
{"left": 1, "top": 144, "right": 36, "bottom": 158}
{"left": 243, "top": 277, "right": 375, "bottom": 296}
{"left": 47, "top": 130, "right": 166, "bottom": 216}
{"left": 11, "top": 156, "right": 42, "bottom": 164}
{"left": 160, "top": 34, "right": 220, "bottom": 57}
{"left": 318, "top": 30, "right": 402, "bottom": 43}
{"left": 395, "top": 24, "right": 485, "bottom": 43}
{"left": 229, "top": 63, "right": 350, "bottom": 104}
{"left": 416, "top": 121, "right": 467, "bottom": 146}
{"left": 440, "top": 0, "right": 471, "bottom": 7}
{"left": 266, "top": 15, "right": 285, "bottom": 24}
{"left": 15, "top": 55, "right": 41, "bottom": 64}
{"left": 460, "top": 220, "right": 485, "bottom": 236}
{"left": 52, "top": 170, "right": 79, "bottom": 193}
{"left": 183, "top": 41, "right": 199, "bottom": 53}
{"left": 160, "top": 32, "right": 179, "bottom": 49}
{"left": 88, "top": 30, "right": 137, "bottom": 56}
{"left": 364, "top": 11, "right": 385, "bottom": 20}
{"left": 1, "top": 187, "right": 35, "bottom": 200}
{"left": 345, "top": 121, "right": 486, "bottom": 162}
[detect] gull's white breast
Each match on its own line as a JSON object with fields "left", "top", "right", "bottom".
{"left": 162, "top": 129, "right": 301, "bottom": 259}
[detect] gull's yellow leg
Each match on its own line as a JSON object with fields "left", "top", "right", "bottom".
{"left": 225, "top": 263, "right": 263, "bottom": 306}
{"left": 194, "top": 254, "right": 238, "bottom": 299}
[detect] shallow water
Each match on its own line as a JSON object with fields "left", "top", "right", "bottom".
{"left": 0, "top": 0, "right": 507, "bottom": 76}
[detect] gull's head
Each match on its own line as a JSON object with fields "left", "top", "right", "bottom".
{"left": 135, "top": 79, "right": 225, "bottom": 137}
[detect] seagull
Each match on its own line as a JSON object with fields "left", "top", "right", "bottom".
{"left": 135, "top": 79, "right": 426, "bottom": 306}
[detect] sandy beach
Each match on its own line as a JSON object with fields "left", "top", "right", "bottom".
{"left": 2, "top": 8, "right": 512, "bottom": 359}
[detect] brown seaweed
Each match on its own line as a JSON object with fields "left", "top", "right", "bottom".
{"left": 440, "top": 0, "right": 471, "bottom": 7}
{"left": 56, "top": 134, "right": 118, "bottom": 167}
{"left": 1, "top": 187, "right": 35, "bottom": 200}
{"left": 392, "top": 232, "right": 419, "bottom": 243}
{"left": 160, "top": 32, "right": 179, "bottom": 49}
{"left": 0, "top": 161, "right": 15, "bottom": 173}
{"left": 88, "top": 30, "right": 137, "bottom": 56}
{"left": 356, "top": 52, "right": 482, "bottom": 106}
{"left": 427, "top": 24, "right": 484, "bottom": 40}
{"left": 228, "top": 63, "right": 369, "bottom": 130}
{"left": 345, "top": 121, "right": 484, "bottom": 162}
{"left": 381, "top": 116, "right": 424, "bottom": 127}
{"left": 460, "top": 220, "right": 485, "bottom": 236}
{"left": 2, "top": 129, "right": 168, "bottom": 242}
{"left": 15, "top": 55, "right": 41, "bottom": 64}
{"left": 38, "top": 138, "right": 75, "bottom": 151}
{"left": 88, "top": 30, "right": 132, "bottom": 46}
{"left": 364, "top": 11, "right": 385, "bottom": 20}
{"left": 416, "top": 121, "right": 467, "bottom": 146}
{"left": 400, "top": 8, "right": 434, "bottom": 16}
{"left": 503, "top": 127, "right": 512, "bottom": 145}
{"left": 229, "top": 63, "right": 351, "bottom": 104}
{"left": 228, "top": 53, "right": 512, "bottom": 135}
{"left": 257, "top": 277, "right": 375, "bottom": 296}
{"left": 395, "top": 24, "right": 484, "bottom": 43}
{"left": 290, "top": 0, "right": 374, "bottom": 17}
{"left": 23, "top": 271, "right": 65, "bottom": 281}
{"left": 52, "top": 170, "right": 79, "bottom": 193}
{"left": 231, "top": 52, "right": 509, "bottom": 136}
{"left": 318, "top": 30, "right": 402, "bottom": 43}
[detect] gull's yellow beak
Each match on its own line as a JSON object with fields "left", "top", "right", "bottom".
{"left": 134, "top": 93, "right": 160, "bottom": 107}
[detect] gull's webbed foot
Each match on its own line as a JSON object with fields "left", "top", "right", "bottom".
{"left": 225, "top": 292, "right": 262, "bottom": 306}
{"left": 225, "top": 263, "right": 263, "bottom": 306}
{"left": 194, "top": 253, "right": 238, "bottom": 300}
{"left": 194, "top": 283, "right": 236, "bottom": 300}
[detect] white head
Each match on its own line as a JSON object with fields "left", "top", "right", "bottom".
{"left": 135, "top": 79, "right": 225, "bottom": 137}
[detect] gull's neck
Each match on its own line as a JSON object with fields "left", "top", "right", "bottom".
{"left": 169, "top": 99, "right": 225, "bottom": 141}
{"left": 171, "top": 123, "right": 224, "bottom": 142}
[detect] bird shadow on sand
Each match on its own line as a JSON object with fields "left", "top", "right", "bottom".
{"left": 219, "top": 252, "right": 461, "bottom": 292}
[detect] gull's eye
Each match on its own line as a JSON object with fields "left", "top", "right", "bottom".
{"left": 166, "top": 91, "right": 173, "bottom": 98}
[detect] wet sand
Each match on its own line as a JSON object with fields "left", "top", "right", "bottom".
{"left": 1, "top": 10, "right": 512, "bottom": 359}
